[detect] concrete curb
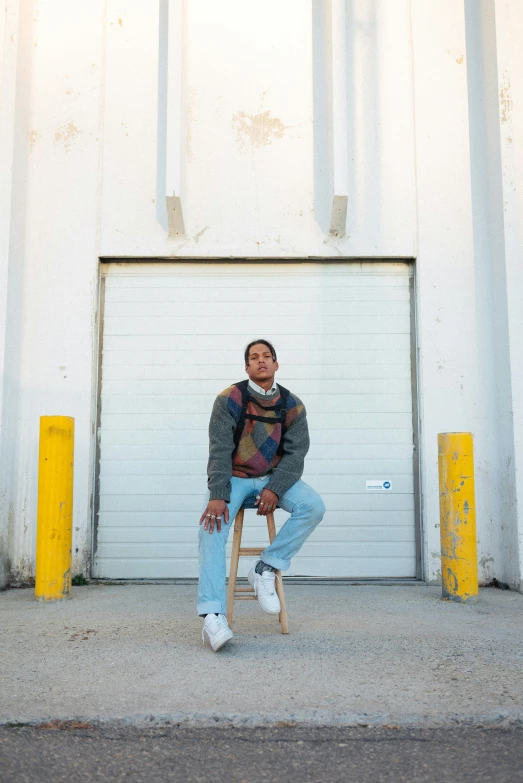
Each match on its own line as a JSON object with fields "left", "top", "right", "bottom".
{"left": 3, "top": 711, "right": 523, "bottom": 730}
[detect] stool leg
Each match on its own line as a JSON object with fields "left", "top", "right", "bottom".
{"left": 226, "top": 509, "right": 244, "bottom": 628}
{"left": 266, "top": 513, "right": 289, "bottom": 634}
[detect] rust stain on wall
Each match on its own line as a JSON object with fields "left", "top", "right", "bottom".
{"left": 232, "top": 110, "right": 287, "bottom": 149}
{"left": 445, "top": 49, "right": 464, "bottom": 66}
{"left": 500, "top": 72, "right": 512, "bottom": 124}
{"left": 28, "top": 129, "right": 40, "bottom": 151}
{"left": 55, "top": 122, "right": 81, "bottom": 151}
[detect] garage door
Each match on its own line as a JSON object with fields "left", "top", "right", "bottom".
{"left": 93, "top": 262, "right": 417, "bottom": 579}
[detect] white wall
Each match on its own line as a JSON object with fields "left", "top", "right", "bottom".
{"left": 1, "top": 0, "right": 522, "bottom": 589}
{"left": 101, "top": 0, "right": 416, "bottom": 258}
{"left": 0, "top": 0, "right": 105, "bottom": 583}
{"left": 492, "top": 0, "right": 523, "bottom": 588}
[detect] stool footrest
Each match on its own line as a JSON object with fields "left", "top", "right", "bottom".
{"left": 226, "top": 509, "right": 289, "bottom": 634}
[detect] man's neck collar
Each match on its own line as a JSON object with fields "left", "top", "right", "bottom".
{"left": 248, "top": 379, "right": 278, "bottom": 396}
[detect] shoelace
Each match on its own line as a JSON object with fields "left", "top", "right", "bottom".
{"left": 259, "top": 571, "right": 277, "bottom": 596}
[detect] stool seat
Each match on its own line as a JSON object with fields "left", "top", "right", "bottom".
{"left": 226, "top": 509, "right": 289, "bottom": 634}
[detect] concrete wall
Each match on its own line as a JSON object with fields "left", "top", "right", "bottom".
{"left": 1, "top": 0, "right": 522, "bottom": 589}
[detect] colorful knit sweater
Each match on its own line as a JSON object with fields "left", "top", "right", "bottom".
{"left": 207, "top": 383, "right": 310, "bottom": 502}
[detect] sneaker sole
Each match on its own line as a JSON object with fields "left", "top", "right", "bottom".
{"left": 207, "top": 628, "right": 233, "bottom": 652}
{"left": 248, "top": 569, "right": 281, "bottom": 615}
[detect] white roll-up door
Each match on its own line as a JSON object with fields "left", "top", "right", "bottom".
{"left": 93, "top": 262, "right": 417, "bottom": 579}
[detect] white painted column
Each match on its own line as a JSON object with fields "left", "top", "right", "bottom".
{"left": 165, "top": 0, "right": 185, "bottom": 236}
{"left": 410, "top": 0, "right": 481, "bottom": 583}
{"left": 493, "top": 0, "right": 523, "bottom": 589}
{"left": 0, "top": 1, "right": 19, "bottom": 431}
{"left": 329, "top": 0, "right": 348, "bottom": 236}
{"left": 0, "top": 0, "right": 18, "bottom": 373}
{"left": 0, "top": 0, "right": 21, "bottom": 587}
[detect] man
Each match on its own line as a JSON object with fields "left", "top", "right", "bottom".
{"left": 198, "top": 339, "right": 326, "bottom": 651}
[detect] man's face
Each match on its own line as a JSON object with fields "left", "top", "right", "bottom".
{"left": 245, "top": 343, "right": 279, "bottom": 384}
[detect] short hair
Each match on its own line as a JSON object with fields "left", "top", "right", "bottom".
{"left": 244, "top": 339, "right": 277, "bottom": 365}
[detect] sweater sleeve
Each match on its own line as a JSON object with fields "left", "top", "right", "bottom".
{"left": 207, "top": 392, "right": 236, "bottom": 502}
{"left": 266, "top": 397, "right": 310, "bottom": 499}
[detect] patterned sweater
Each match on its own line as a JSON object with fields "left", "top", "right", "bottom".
{"left": 207, "top": 383, "right": 310, "bottom": 502}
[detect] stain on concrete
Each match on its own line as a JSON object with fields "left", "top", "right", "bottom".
{"left": 66, "top": 627, "right": 97, "bottom": 642}
{"left": 232, "top": 110, "right": 287, "bottom": 149}
{"left": 55, "top": 122, "right": 81, "bottom": 152}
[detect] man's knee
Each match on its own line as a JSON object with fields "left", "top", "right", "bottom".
{"left": 296, "top": 493, "right": 325, "bottom": 524}
{"left": 312, "top": 495, "right": 326, "bottom": 522}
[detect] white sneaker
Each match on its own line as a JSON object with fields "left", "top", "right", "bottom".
{"left": 248, "top": 563, "right": 281, "bottom": 615}
{"left": 202, "top": 614, "right": 233, "bottom": 651}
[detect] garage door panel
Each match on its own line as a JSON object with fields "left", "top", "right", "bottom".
{"left": 103, "top": 333, "right": 411, "bottom": 353}
{"left": 239, "top": 525, "right": 416, "bottom": 544}
{"left": 101, "top": 349, "right": 411, "bottom": 367}
{"left": 97, "top": 524, "right": 415, "bottom": 546}
{"left": 100, "top": 443, "right": 413, "bottom": 461}
{"left": 104, "top": 315, "right": 411, "bottom": 337}
{"left": 99, "top": 458, "right": 413, "bottom": 477}
{"left": 94, "top": 559, "right": 200, "bottom": 579}
{"left": 100, "top": 412, "right": 414, "bottom": 431}
{"left": 94, "top": 262, "right": 417, "bottom": 579}
{"left": 99, "top": 473, "right": 414, "bottom": 497}
{"left": 97, "top": 509, "right": 416, "bottom": 528}
{"left": 93, "top": 558, "right": 417, "bottom": 580}
{"left": 99, "top": 494, "right": 203, "bottom": 512}
{"left": 101, "top": 393, "right": 412, "bottom": 416}
{"left": 97, "top": 540, "right": 415, "bottom": 562}
{"left": 102, "top": 377, "right": 412, "bottom": 396}
{"left": 100, "top": 428, "right": 413, "bottom": 449}
{"left": 99, "top": 492, "right": 415, "bottom": 514}
{"left": 104, "top": 273, "right": 410, "bottom": 290}
{"left": 102, "top": 363, "right": 412, "bottom": 383}
{"left": 105, "top": 300, "right": 410, "bottom": 318}
{"left": 263, "top": 558, "right": 416, "bottom": 579}
{"left": 105, "top": 286, "right": 411, "bottom": 305}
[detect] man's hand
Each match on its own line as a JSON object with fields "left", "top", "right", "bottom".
{"left": 254, "top": 488, "right": 278, "bottom": 516}
{"left": 199, "top": 500, "right": 229, "bottom": 534}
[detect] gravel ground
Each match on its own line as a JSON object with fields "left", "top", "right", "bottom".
{"left": 1, "top": 583, "right": 522, "bottom": 727}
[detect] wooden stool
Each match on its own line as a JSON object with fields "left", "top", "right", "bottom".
{"left": 226, "top": 509, "right": 289, "bottom": 634}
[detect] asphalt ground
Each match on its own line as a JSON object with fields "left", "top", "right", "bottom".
{"left": 1, "top": 725, "right": 523, "bottom": 783}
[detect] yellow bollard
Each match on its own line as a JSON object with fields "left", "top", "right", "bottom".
{"left": 438, "top": 432, "right": 478, "bottom": 603}
{"left": 35, "top": 416, "right": 75, "bottom": 600}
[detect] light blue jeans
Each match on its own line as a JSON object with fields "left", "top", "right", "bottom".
{"left": 197, "top": 476, "right": 326, "bottom": 616}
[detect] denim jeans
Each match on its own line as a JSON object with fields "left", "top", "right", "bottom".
{"left": 197, "top": 476, "right": 326, "bottom": 616}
